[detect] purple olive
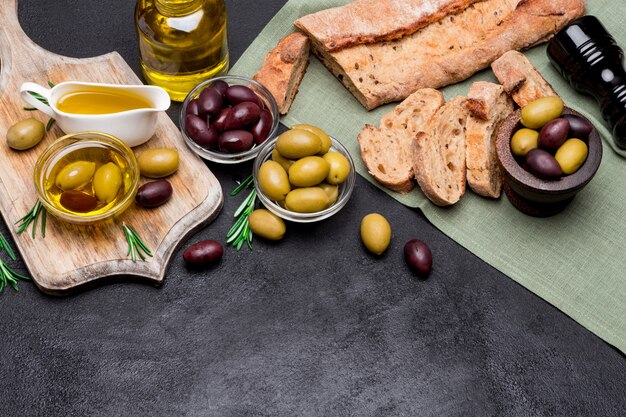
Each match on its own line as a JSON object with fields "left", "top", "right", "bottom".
{"left": 250, "top": 109, "right": 273, "bottom": 145}
{"left": 185, "top": 114, "right": 219, "bottom": 149}
{"left": 225, "top": 85, "right": 261, "bottom": 107}
{"left": 404, "top": 240, "right": 433, "bottom": 278}
{"left": 197, "top": 87, "right": 223, "bottom": 117}
{"left": 210, "top": 80, "right": 229, "bottom": 97}
{"left": 223, "top": 102, "right": 261, "bottom": 131}
{"left": 135, "top": 180, "right": 173, "bottom": 208}
{"left": 525, "top": 148, "right": 563, "bottom": 179}
{"left": 562, "top": 114, "right": 593, "bottom": 140}
{"left": 60, "top": 190, "right": 98, "bottom": 213}
{"left": 186, "top": 99, "right": 200, "bottom": 116}
{"left": 214, "top": 108, "right": 231, "bottom": 131}
{"left": 218, "top": 130, "right": 254, "bottom": 153}
{"left": 183, "top": 240, "right": 223, "bottom": 269}
{"left": 538, "top": 118, "right": 569, "bottom": 151}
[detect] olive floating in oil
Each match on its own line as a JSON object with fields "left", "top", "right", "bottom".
{"left": 45, "top": 146, "right": 132, "bottom": 216}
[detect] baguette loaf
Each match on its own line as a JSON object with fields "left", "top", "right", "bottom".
{"left": 294, "top": 0, "right": 480, "bottom": 52}
{"left": 253, "top": 32, "right": 310, "bottom": 115}
{"left": 308, "top": 0, "right": 585, "bottom": 110}
{"left": 358, "top": 88, "right": 445, "bottom": 193}
{"left": 413, "top": 97, "right": 469, "bottom": 206}
{"left": 465, "top": 82, "right": 514, "bottom": 198}
{"left": 491, "top": 50, "right": 560, "bottom": 107}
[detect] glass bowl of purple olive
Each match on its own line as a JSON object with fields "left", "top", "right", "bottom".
{"left": 179, "top": 75, "right": 280, "bottom": 164}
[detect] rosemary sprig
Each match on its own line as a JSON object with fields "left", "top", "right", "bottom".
{"left": 123, "top": 224, "right": 152, "bottom": 262}
{"left": 0, "top": 259, "right": 30, "bottom": 293}
{"left": 16, "top": 200, "right": 47, "bottom": 239}
{"left": 0, "top": 231, "right": 16, "bottom": 261}
{"left": 226, "top": 175, "right": 256, "bottom": 251}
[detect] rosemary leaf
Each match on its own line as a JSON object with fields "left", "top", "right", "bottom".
{"left": 27, "top": 91, "right": 49, "bottom": 107}
{"left": 46, "top": 118, "right": 56, "bottom": 132}
{"left": 48, "top": 81, "right": 56, "bottom": 88}
{"left": 122, "top": 224, "right": 152, "bottom": 262}
{"left": 23, "top": 106, "right": 37, "bottom": 111}
{"left": 0, "top": 231, "right": 16, "bottom": 261}
{"left": 16, "top": 200, "right": 46, "bottom": 238}
{"left": 0, "top": 259, "right": 30, "bottom": 294}
{"left": 230, "top": 175, "right": 254, "bottom": 196}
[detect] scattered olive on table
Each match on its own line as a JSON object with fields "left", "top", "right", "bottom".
{"left": 135, "top": 180, "right": 173, "bottom": 208}
{"left": 404, "top": 239, "right": 433, "bottom": 278}
{"left": 183, "top": 240, "right": 223, "bottom": 269}
{"left": 248, "top": 209, "right": 286, "bottom": 241}
{"left": 360, "top": 213, "right": 392, "bottom": 256}
{"left": 185, "top": 81, "right": 273, "bottom": 153}
{"left": 512, "top": 97, "right": 591, "bottom": 179}
{"left": 6, "top": 117, "right": 45, "bottom": 150}
{"left": 137, "top": 148, "right": 179, "bottom": 178}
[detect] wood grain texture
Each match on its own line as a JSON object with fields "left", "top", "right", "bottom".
{"left": 0, "top": 0, "right": 224, "bottom": 294}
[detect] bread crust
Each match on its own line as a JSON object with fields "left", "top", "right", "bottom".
{"left": 465, "top": 82, "right": 514, "bottom": 198}
{"left": 294, "top": 0, "right": 480, "bottom": 52}
{"left": 413, "top": 97, "right": 469, "bottom": 206}
{"left": 358, "top": 88, "right": 445, "bottom": 193}
{"left": 253, "top": 33, "right": 310, "bottom": 114}
{"left": 491, "top": 50, "right": 560, "bottom": 107}
{"left": 308, "top": 0, "right": 585, "bottom": 110}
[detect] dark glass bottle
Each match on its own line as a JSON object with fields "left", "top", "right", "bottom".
{"left": 547, "top": 15, "right": 626, "bottom": 149}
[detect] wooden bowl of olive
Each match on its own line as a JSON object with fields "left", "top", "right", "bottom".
{"left": 496, "top": 98, "right": 603, "bottom": 217}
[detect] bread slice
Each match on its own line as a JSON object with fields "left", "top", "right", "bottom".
{"left": 465, "top": 82, "right": 514, "bottom": 198}
{"left": 294, "top": 0, "right": 480, "bottom": 52}
{"left": 253, "top": 32, "right": 310, "bottom": 114}
{"left": 413, "top": 97, "right": 468, "bottom": 206}
{"left": 491, "top": 50, "right": 560, "bottom": 107}
{"left": 307, "top": 0, "right": 585, "bottom": 110}
{"left": 358, "top": 88, "right": 445, "bottom": 193}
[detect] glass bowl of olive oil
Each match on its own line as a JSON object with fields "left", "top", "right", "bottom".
{"left": 34, "top": 132, "right": 140, "bottom": 225}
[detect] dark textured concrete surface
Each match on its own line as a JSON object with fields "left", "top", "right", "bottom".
{"left": 0, "top": 1, "right": 624, "bottom": 416}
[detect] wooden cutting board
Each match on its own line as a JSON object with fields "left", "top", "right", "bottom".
{"left": 0, "top": 0, "right": 224, "bottom": 294}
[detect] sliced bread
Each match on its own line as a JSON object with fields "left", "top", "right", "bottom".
{"left": 465, "top": 82, "right": 514, "bottom": 198}
{"left": 358, "top": 88, "right": 445, "bottom": 193}
{"left": 253, "top": 32, "right": 310, "bottom": 114}
{"left": 413, "top": 97, "right": 468, "bottom": 206}
{"left": 491, "top": 50, "right": 560, "bottom": 107}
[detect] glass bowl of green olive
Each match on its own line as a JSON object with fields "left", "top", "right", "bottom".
{"left": 253, "top": 126, "right": 356, "bottom": 223}
{"left": 34, "top": 132, "right": 140, "bottom": 224}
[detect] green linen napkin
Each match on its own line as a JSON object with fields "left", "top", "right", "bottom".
{"left": 231, "top": 0, "right": 626, "bottom": 353}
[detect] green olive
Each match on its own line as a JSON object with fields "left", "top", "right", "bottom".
{"left": 271, "top": 149, "right": 295, "bottom": 172}
{"left": 55, "top": 160, "right": 96, "bottom": 191}
{"left": 323, "top": 151, "right": 351, "bottom": 185}
{"left": 137, "top": 148, "right": 179, "bottom": 178}
{"left": 288, "top": 156, "right": 329, "bottom": 187}
{"left": 248, "top": 209, "right": 286, "bottom": 241}
{"left": 93, "top": 162, "right": 123, "bottom": 203}
{"left": 520, "top": 96, "right": 564, "bottom": 129}
{"left": 319, "top": 182, "right": 339, "bottom": 206}
{"left": 360, "top": 213, "right": 391, "bottom": 255}
{"left": 275, "top": 129, "right": 322, "bottom": 159}
{"left": 6, "top": 118, "right": 45, "bottom": 150}
{"left": 292, "top": 124, "right": 332, "bottom": 155}
{"left": 258, "top": 160, "right": 291, "bottom": 201}
{"left": 510, "top": 128, "right": 539, "bottom": 156}
{"left": 285, "top": 187, "right": 329, "bottom": 213}
{"left": 555, "top": 138, "right": 588, "bottom": 174}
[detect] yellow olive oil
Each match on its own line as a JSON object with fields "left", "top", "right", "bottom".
{"left": 56, "top": 88, "right": 154, "bottom": 115}
{"left": 45, "top": 146, "right": 132, "bottom": 216}
{"left": 135, "top": 0, "right": 229, "bottom": 101}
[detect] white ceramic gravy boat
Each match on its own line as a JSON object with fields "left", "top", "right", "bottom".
{"left": 20, "top": 81, "right": 170, "bottom": 147}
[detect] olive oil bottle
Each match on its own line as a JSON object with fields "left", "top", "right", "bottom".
{"left": 135, "top": 0, "right": 229, "bottom": 101}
